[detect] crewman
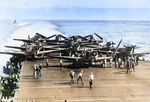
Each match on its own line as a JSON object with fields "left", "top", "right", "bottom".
{"left": 33, "top": 64, "right": 36, "bottom": 76}
{"left": 34, "top": 65, "right": 39, "bottom": 79}
{"left": 45, "top": 58, "right": 49, "bottom": 68}
{"left": 126, "top": 57, "right": 130, "bottom": 74}
{"left": 124, "top": 57, "right": 127, "bottom": 68}
{"left": 131, "top": 57, "right": 135, "bottom": 72}
{"left": 60, "top": 59, "right": 63, "bottom": 70}
{"left": 100, "top": 53, "right": 102, "bottom": 57}
{"left": 118, "top": 57, "right": 122, "bottom": 68}
{"left": 39, "top": 63, "right": 42, "bottom": 77}
{"left": 110, "top": 58, "right": 113, "bottom": 68}
{"left": 136, "top": 56, "right": 139, "bottom": 65}
{"left": 89, "top": 72, "right": 94, "bottom": 89}
{"left": 77, "top": 70, "right": 84, "bottom": 84}
{"left": 70, "top": 71, "right": 75, "bottom": 85}
{"left": 104, "top": 58, "right": 107, "bottom": 68}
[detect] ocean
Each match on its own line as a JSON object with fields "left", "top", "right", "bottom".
{"left": 0, "top": 19, "right": 150, "bottom": 75}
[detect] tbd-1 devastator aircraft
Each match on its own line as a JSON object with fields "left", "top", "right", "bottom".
{"left": 0, "top": 42, "right": 69, "bottom": 60}
{"left": 46, "top": 33, "right": 103, "bottom": 46}
{"left": 49, "top": 39, "right": 122, "bottom": 68}
{"left": 117, "top": 45, "right": 150, "bottom": 58}
{"left": 13, "top": 33, "right": 47, "bottom": 44}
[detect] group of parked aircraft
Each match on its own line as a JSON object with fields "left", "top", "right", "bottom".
{"left": 0, "top": 33, "right": 149, "bottom": 68}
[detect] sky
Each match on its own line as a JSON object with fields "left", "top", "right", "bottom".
{"left": 1, "top": 0, "right": 150, "bottom": 20}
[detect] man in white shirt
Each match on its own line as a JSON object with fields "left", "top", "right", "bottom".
{"left": 118, "top": 58, "right": 122, "bottom": 68}
{"left": 89, "top": 72, "right": 94, "bottom": 89}
{"left": 77, "top": 70, "right": 84, "bottom": 84}
{"left": 70, "top": 71, "right": 75, "bottom": 85}
{"left": 60, "top": 59, "right": 63, "bottom": 70}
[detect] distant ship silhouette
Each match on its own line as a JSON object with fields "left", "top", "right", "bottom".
{"left": 13, "top": 19, "right": 17, "bottom": 25}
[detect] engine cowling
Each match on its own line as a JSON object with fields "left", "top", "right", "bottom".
{"left": 92, "top": 51, "right": 97, "bottom": 56}
{"left": 34, "top": 46, "right": 39, "bottom": 50}
{"left": 107, "top": 42, "right": 111, "bottom": 47}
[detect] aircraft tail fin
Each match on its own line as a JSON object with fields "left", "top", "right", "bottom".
{"left": 112, "top": 39, "right": 122, "bottom": 58}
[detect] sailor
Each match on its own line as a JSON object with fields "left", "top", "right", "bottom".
{"left": 131, "top": 57, "right": 135, "bottom": 72}
{"left": 104, "top": 58, "right": 107, "bottom": 68}
{"left": 136, "top": 56, "right": 139, "bottom": 65}
{"left": 77, "top": 70, "right": 84, "bottom": 84}
{"left": 33, "top": 64, "right": 36, "bottom": 76}
{"left": 60, "top": 59, "right": 63, "bottom": 70}
{"left": 124, "top": 57, "right": 127, "bottom": 68}
{"left": 100, "top": 53, "right": 103, "bottom": 57}
{"left": 126, "top": 57, "right": 130, "bottom": 74}
{"left": 110, "top": 58, "right": 113, "bottom": 68}
{"left": 39, "top": 63, "right": 42, "bottom": 77}
{"left": 89, "top": 72, "right": 94, "bottom": 89}
{"left": 70, "top": 71, "right": 75, "bottom": 85}
{"left": 118, "top": 57, "right": 122, "bottom": 68}
{"left": 45, "top": 58, "right": 49, "bottom": 68}
{"left": 34, "top": 65, "right": 39, "bottom": 79}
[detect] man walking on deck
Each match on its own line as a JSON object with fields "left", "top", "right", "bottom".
{"left": 70, "top": 71, "right": 75, "bottom": 85}
{"left": 89, "top": 72, "right": 94, "bottom": 89}
{"left": 77, "top": 70, "right": 84, "bottom": 84}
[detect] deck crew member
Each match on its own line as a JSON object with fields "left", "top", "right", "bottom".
{"left": 60, "top": 59, "right": 63, "bottom": 70}
{"left": 131, "top": 58, "right": 135, "bottom": 72}
{"left": 33, "top": 64, "right": 36, "bottom": 76}
{"left": 100, "top": 53, "right": 103, "bottom": 57}
{"left": 39, "top": 63, "right": 42, "bottom": 77}
{"left": 126, "top": 57, "right": 130, "bottom": 74}
{"left": 104, "top": 58, "right": 107, "bottom": 68}
{"left": 35, "top": 65, "right": 40, "bottom": 78}
{"left": 89, "top": 72, "right": 94, "bottom": 89}
{"left": 118, "top": 57, "right": 122, "bottom": 68}
{"left": 70, "top": 71, "right": 75, "bottom": 85}
{"left": 110, "top": 58, "right": 113, "bottom": 68}
{"left": 77, "top": 70, "right": 84, "bottom": 84}
{"left": 45, "top": 58, "right": 49, "bottom": 68}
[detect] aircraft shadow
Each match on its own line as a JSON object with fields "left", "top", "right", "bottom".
{"left": 21, "top": 75, "right": 36, "bottom": 79}
{"left": 71, "top": 85, "right": 89, "bottom": 88}
{"left": 42, "top": 64, "right": 105, "bottom": 69}
{"left": 54, "top": 82, "right": 70, "bottom": 85}
{"left": 22, "top": 75, "right": 34, "bottom": 77}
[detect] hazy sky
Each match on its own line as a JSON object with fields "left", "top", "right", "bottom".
{"left": 1, "top": 0, "right": 150, "bottom": 20}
